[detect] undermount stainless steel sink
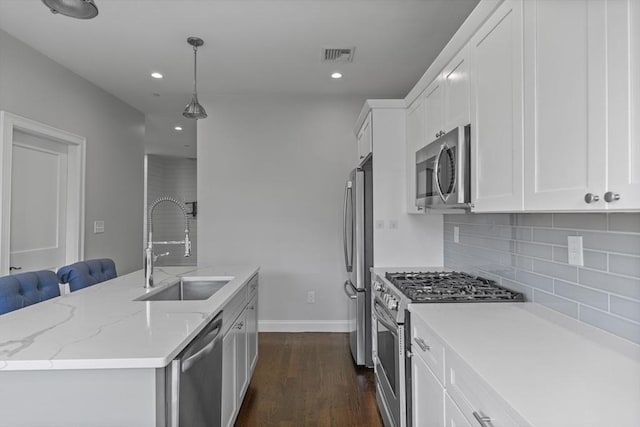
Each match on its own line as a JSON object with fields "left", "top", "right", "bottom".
{"left": 136, "top": 277, "right": 232, "bottom": 301}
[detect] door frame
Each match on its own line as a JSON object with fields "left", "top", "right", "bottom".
{"left": 0, "top": 111, "right": 86, "bottom": 275}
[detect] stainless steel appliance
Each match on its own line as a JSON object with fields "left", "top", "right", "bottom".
{"left": 416, "top": 125, "right": 471, "bottom": 209}
{"left": 166, "top": 312, "right": 223, "bottom": 427}
{"left": 342, "top": 159, "right": 373, "bottom": 367}
{"left": 372, "top": 271, "right": 523, "bottom": 427}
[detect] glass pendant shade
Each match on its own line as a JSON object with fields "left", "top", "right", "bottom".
{"left": 42, "top": 0, "right": 99, "bottom": 19}
{"left": 183, "top": 95, "right": 207, "bottom": 120}
{"left": 183, "top": 37, "right": 207, "bottom": 120}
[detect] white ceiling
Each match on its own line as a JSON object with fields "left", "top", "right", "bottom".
{"left": 0, "top": 0, "right": 479, "bottom": 157}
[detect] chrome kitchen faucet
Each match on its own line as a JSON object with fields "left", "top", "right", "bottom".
{"left": 145, "top": 196, "right": 191, "bottom": 288}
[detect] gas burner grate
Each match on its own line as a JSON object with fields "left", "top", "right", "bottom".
{"left": 385, "top": 271, "right": 524, "bottom": 303}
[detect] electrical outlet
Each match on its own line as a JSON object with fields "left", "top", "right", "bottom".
{"left": 568, "top": 236, "right": 584, "bottom": 266}
{"left": 389, "top": 220, "right": 398, "bottom": 229}
{"left": 93, "top": 220, "right": 105, "bottom": 234}
{"left": 307, "top": 291, "right": 315, "bottom": 304}
{"left": 375, "top": 220, "right": 385, "bottom": 230}
{"left": 454, "top": 226, "right": 460, "bottom": 243}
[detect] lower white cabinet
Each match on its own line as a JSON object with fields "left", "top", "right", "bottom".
{"left": 411, "top": 350, "right": 445, "bottom": 427}
{"left": 445, "top": 394, "right": 472, "bottom": 427}
{"left": 221, "top": 275, "right": 259, "bottom": 427}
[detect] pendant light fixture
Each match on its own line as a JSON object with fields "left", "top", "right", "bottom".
{"left": 42, "top": 0, "right": 99, "bottom": 19}
{"left": 183, "top": 37, "right": 208, "bottom": 120}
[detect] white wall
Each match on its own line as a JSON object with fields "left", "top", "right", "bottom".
{"left": 0, "top": 30, "right": 145, "bottom": 274}
{"left": 197, "top": 95, "right": 364, "bottom": 331}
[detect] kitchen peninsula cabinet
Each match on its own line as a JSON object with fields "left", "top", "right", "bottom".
{"left": 522, "top": 0, "right": 639, "bottom": 211}
{"left": 469, "top": 0, "right": 524, "bottom": 212}
{"left": 222, "top": 273, "right": 259, "bottom": 427}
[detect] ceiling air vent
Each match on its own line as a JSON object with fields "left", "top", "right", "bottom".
{"left": 322, "top": 47, "right": 355, "bottom": 63}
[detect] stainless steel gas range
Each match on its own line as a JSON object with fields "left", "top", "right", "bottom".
{"left": 371, "top": 271, "right": 524, "bottom": 427}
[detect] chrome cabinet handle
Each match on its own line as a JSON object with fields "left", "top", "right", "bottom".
{"left": 604, "top": 191, "right": 620, "bottom": 203}
{"left": 473, "top": 411, "right": 494, "bottom": 427}
{"left": 584, "top": 193, "right": 600, "bottom": 204}
{"left": 414, "top": 337, "right": 430, "bottom": 352}
{"left": 235, "top": 321, "right": 244, "bottom": 330}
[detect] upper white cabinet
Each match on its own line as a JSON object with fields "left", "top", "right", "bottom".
{"left": 469, "top": 0, "right": 524, "bottom": 212}
{"left": 406, "top": 94, "right": 427, "bottom": 214}
{"left": 523, "top": 0, "right": 639, "bottom": 210}
{"left": 424, "top": 78, "right": 445, "bottom": 142}
{"left": 443, "top": 46, "right": 471, "bottom": 132}
{"left": 356, "top": 112, "right": 372, "bottom": 166}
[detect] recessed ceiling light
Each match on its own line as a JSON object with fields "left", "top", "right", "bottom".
{"left": 152, "top": 93, "right": 160, "bottom": 97}
{"left": 151, "top": 72, "right": 163, "bottom": 79}
{"left": 331, "top": 72, "right": 343, "bottom": 79}
{"left": 174, "top": 126, "right": 183, "bottom": 131}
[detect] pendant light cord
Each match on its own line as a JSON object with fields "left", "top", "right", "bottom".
{"left": 192, "top": 45, "right": 198, "bottom": 97}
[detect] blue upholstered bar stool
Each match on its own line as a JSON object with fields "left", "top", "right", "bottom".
{"left": 57, "top": 258, "right": 117, "bottom": 292}
{"left": 0, "top": 270, "right": 61, "bottom": 315}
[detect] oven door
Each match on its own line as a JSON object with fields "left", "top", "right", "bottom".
{"left": 373, "top": 299, "right": 405, "bottom": 427}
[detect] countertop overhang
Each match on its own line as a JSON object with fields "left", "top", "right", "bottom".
{"left": 0, "top": 265, "right": 259, "bottom": 371}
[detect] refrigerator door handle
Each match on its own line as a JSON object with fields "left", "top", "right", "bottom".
{"left": 343, "top": 280, "right": 358, "bottom": 299}
{"left": 343, "top": 180, "right": 353, "bottom": 272}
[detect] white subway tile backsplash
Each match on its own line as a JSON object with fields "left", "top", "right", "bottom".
{"left": 444, "top": 212, "right": 640, "bottom": 344}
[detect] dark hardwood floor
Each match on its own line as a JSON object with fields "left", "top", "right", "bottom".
{"left": 235, "top": 333, "right": 384, "bottom": 427}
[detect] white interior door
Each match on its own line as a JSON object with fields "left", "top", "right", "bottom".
{"left": 0, "top": 111, "right": 86, "bottom": 276}
{"left": 9, "top": 130, "right": 68, "bottom": 273}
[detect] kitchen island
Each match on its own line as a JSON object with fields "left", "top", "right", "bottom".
{"left": 0, "top": 265, "right": 259, "bottom": 427}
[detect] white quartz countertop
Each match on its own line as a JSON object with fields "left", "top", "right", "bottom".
{"left": 0, "top": 265, "right": 259, "bottom": 371}
{"left": 409, "top": 303, "right": 640, "bottom": 427}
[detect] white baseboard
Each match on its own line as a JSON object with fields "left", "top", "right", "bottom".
{"left": 258, "top": 320, "right": 349, "bottom": 332}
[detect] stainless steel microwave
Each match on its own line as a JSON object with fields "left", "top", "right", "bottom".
{"left": 415, "top": 125, "right": 471, "bottom": 209}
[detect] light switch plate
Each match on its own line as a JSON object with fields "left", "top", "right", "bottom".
{"left": 568, "top": 236, "right": 584, "bottom": 266}
{"left": 93, "top": 220, "right": 105, "bottom": 234}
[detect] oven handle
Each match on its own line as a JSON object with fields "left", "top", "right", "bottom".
{"left": 434, "top": 142, "right": 450, "bottom": 203}
{"left": 374, "top": 300, "right": 399, "bottom": 332}
{"left": 343, "top": 280, "right": 358, "bottom": 299}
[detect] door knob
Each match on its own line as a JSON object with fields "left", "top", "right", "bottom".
{"left": 584, "top": 193, "right": 600, "bottom": 204}
{"left": 604, "top": 192, "right": 620, "bottom": 203}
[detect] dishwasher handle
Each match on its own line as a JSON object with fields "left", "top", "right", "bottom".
{"left": 181, "top": 314, "right": 223, "bottom": 372}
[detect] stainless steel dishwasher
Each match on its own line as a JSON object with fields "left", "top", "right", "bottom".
{"left": 166, "top": 312, "right": 223, "bottom": 427}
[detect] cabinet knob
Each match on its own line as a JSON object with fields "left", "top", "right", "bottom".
{"left": 359, "top": 155, "right": 364, "bottom": 159}
{"left": 584, "top": 193, "right": 600, "bottom": 204}
{"left": 604, "top": 192, "right": 620, "bottom": 203}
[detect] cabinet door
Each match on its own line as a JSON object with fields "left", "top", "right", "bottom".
{"left": 606, "top": 0, "right": 640, "bottom": 209}
{"left": 445, "top": 394, "right": 472, "bottom": 427}
{"left": 247, "top": 294, "right": 258, "bottom": 372}
{"left": 412, "top": 352, "right": 445, "bottom": 427}
{"left": 357, "top": 112, "right": 372, "bottom": 165}
{"left": 425, "top": 78, "right": 445, "bottom": 143}
{"left": 443, "top": 46, "right": 471, "bottom": 131}
{"left": 236, "top": 311, "right": 249, "bottom": 399}
{"left": 523, "top": 0, "right": 607, "bottom": 210}
{"left": 406, "top": 94, "right": 427, "bottom": 214}
{"left": 470, "top": 0, "right": 524, "bottom": 212}
{"left": 221, "top": 330, "right": 236, "bottom": 427}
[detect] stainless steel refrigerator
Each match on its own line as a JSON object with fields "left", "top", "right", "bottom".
{"left": 342, "top": 158, "right": 373, "bottom": 367}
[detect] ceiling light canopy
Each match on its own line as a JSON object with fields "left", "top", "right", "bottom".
{"left": 183, "top": 37, "right": 207, "bottom": 120}
{"left": 42, "top": 0, "right": 99, "bottom": 19}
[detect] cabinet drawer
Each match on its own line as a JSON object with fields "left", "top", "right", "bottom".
{"left": 410, "top": 312, "right": 446, "bottom": 385}
{"left": 223, "top": 285, "right": 248, "bottom": 336}
{"left": 247, "top": 273, "right": 258, "bottom": 300}
{"left": 446, "top": 350, "right": 529, "bottom": 427}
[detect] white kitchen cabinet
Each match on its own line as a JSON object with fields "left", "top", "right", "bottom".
{"left": 469, "top": 0, "right": 524, "bottom": 212}
{"left": 221, "top": 274, "right": 259, "bottom": 427}
{"left": 406, "top": 94, "right": 428, "bottom": 214}
{"left": 445, "top": 394, "right": 472, "bottom": 427}
{"left": 523, "top": 0, "right": 640, "bottom": 210}
{"left": 411, "top": 350, "right": 445, "bottom": 427}
{"left": 357, "top": 112, "right": 372, "bottom": 166}
{"left": 424, "top": 78, "right": 445, "bottom": 143}
{"left": 246, "top": 293, "right": 258, "bottom": 372}
{"left": 443, "top": 46, "right": 471, "bottom": 132}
